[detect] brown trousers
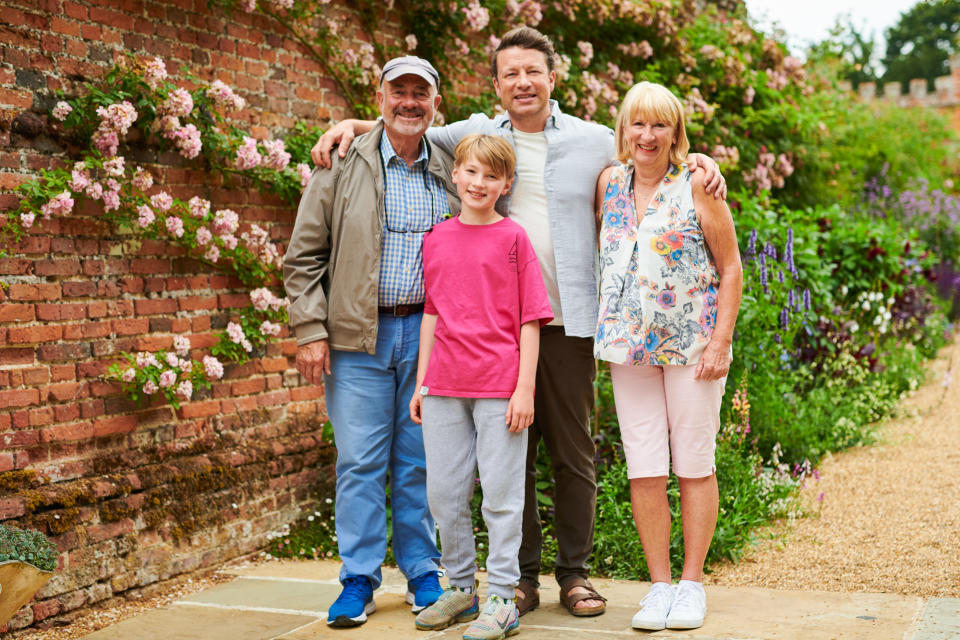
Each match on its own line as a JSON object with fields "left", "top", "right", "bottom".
{"left": 518, "top": 326, "right": 598, "bottom": 585}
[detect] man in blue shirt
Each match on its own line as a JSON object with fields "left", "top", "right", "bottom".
{"left": 311, "top": 29, "right": 725, "bottom": 618}
{"left": 285, "top": 56, "right": 460, "bottom": 627}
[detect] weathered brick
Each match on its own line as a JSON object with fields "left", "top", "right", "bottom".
{"left": 93, "top": 415, "right": 138, "bottom": 437}
{"left": 41, "top": 421, "right": 94, "bottom": 443}
{"left": 178, "top": 400, "right": 221, "bottom": 419}
{"left": 178, "top": 295, "right": 216, "bottom": 311}
{"left": 39, "top": 343, "right": 91, "bottom": 361}
{"left": 8, "top": 283, "right": 61, "bottom": 301}
{"left": 218, "top": 293, "right": 250, "bottom": 309}
{"left": 62, "top": 280, "right": 98, "bottom": 297}
{"left": 29, "top": 407, "right": 55, "bottom": 427}
{"left": 32, "top": 599, "right": 62, "bottom": 622}
{"left": 51, "top": 364, "right": 75, "bottom": 381}
{"left": 0, "top": 304, "right": 35, "bottom": 322}
{"left": 8, "top": 324, "right": 63, "bottom": 344}
{"left": 36, "top": 303, "right": 87, "bottom": 321}
{"left": 22, "top": 367, "right": 50, "bottom": 385}
{"left": 35, "top": 258, "right": 81, "bottom": 276}
{"left": 53, "top": 403, "right": 81, "bottom": 423}
{"left": 0, "top": 496, "right": 25, "bottom": 519}
{"left": 47, "top": 382, "right": 84, "bottom": 402}
{"left": 0, "top": 388, "right": 40, "bottom": 409}
{"left": 0, "top": 348, "right": 35, "bottom": 365}
{"left": 134, "top": 298, "right": 178, "bottom": 315}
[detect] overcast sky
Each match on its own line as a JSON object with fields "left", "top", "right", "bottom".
{"left": 744, "top": 0, "right": 918, "bottom": 57}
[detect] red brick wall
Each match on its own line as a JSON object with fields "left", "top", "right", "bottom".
{"left": 0, "top": 0, "right": 418, "bottom": 631}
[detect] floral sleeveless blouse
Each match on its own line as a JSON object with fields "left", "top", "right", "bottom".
{"left": 595, "top": 162, "right": 719, "bottom": 366}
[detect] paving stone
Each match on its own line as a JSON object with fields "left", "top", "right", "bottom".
{"left": 911, "top": 598, "right": 960, "bottom": 639}
{"left": 82, "top": 604, "right": 316, "bottom": 640}
{"left": 181, "top": 577, "right": 339, "bottom": 613}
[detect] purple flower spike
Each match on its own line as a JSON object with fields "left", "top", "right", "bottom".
{"left": 780, "top": 307, "right": 789, "bottom": 330}
{"left": 748, "top": 229, "right": 757, "bottom": 256}
{"left": 759, "top": 254, "right": 769, "bottom": 293}
{"left": 803, "top": 288, "right": 811, "bottom": 311}
{"left": 765, "top": 242, "right": 778, "bottom": 260}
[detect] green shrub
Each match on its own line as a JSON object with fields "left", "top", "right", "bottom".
{"left": 0, "top": 525, "right": 58, "bottom": 572}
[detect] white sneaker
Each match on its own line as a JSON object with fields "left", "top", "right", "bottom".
{"left": 631, "top": 582, "right": 675, "bottom": 631}
{"left": 666, "top": 580, "right": 706, "bottom": 629}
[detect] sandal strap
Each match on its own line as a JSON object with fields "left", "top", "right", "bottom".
{"left": 559, "top": 577, "right": 608, "bottom": 605}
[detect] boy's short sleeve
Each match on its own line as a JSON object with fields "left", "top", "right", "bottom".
{"left": 516, "top": 231, "right": 554, "bottom": 327}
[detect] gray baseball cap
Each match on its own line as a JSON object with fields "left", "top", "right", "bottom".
{"left": 380, "top": 56, "right": 440, "bottom": 87}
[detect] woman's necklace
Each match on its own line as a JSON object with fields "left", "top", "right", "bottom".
{"left": 632, "top": 172, "right": 662, "bottom": 228}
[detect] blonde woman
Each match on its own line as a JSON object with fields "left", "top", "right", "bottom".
{"left": 593, "top": 82, "right": 742, "bottom": 631}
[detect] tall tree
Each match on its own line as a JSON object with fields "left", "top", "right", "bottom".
{"left": 881, "top": 0, "right": 959, "bottom": 91}
{"left": 806, "top": 15, "right": 880, "bottom": 88}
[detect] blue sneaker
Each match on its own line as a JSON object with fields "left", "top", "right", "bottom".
{"left": 327, "top": 576, "right": 375, "bottom": 627}
{"left": 406, "top": 570, "right": 444, "bottom": 613}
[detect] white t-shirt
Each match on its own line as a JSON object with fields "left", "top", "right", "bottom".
{"left": 510, "top": 129, "right": 563, "bottom": 326}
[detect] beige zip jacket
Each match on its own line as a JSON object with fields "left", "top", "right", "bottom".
{"left": 283, "top": 121, "right": 460, "bottom": 354}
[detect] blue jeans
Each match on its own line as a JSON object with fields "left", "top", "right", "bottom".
{"left": 324, "top": 312, "right": 439, "bottom": 589}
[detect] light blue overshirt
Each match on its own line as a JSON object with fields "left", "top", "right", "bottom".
{"left": 378, "top": 133, "right": 451, "bottom": 307}
{"left": 426, "top": 100, "right": 615, "bottom": 337}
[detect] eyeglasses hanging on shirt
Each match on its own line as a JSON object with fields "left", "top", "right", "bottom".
{"left": 379, "top": 152, "right": 450, "bottom": 307}
{"left": 381, "top": 155, "right": 447, "bottom": 234}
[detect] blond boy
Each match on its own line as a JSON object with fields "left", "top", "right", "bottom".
{"left": 409, "top": 135, "right": 553, "bottom": 639}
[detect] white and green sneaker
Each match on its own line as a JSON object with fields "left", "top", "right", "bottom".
{"left": 415, "top": 586, "right": 480, "bottom": 631}
{"left": 461, "top": 595, "right": 519, "bottom": 640}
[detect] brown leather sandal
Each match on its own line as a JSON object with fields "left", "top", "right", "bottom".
{"left": 515, "top": 578, "right": 540, "bottom": 616}
{"left": 558, "top": 576, "right": 607, "bottom": 617}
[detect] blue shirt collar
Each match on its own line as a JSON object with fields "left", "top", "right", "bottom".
{"left": 379, "top": 130, "right": 430, "bottom": 166}
{"left": 494, "top": 99, "right": 563, "bottom": 131}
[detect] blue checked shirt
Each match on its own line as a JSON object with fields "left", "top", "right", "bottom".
{"left": 378, "top": 134, "right": 451, "bottom": 307}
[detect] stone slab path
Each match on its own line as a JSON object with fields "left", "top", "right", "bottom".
{"left": 79, "top": 559, "right": 957, "bottom": 639}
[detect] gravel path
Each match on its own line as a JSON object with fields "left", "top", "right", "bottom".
{"left": 706, "top": 338, "right": 960, "bottom": 598}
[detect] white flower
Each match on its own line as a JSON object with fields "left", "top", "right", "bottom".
{"left": 173, "top": 334, "right": 191, "bottom": 357}
{"left": 52, "top": 101, "right": 73, "bottom": 121}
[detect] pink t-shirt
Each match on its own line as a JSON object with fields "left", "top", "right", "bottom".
{"left": 422, "top": 216, "right": 553, "bottom": 398}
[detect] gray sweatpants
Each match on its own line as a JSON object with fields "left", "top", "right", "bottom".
{"left": 421, "top": 395, "right": 528, "bottom": 599}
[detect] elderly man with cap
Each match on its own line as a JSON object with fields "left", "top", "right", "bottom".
{"left": 284, "top": 56, "right": 459, "bottom": 628}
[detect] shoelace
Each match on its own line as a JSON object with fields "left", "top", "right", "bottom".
{"left": 671, "top": 585, "right": 702, "bottom": 610}
{"left": 481, "top": 595, "right": 507, "bottom": 614}
{"left": 410, "top": 571, "right": 440, "bottom": 590}
{"left": 640, "top": 585, "right": 673, "bottom": 610}
{"left": 341, "top": 577, "right": 369, "bottom": 600}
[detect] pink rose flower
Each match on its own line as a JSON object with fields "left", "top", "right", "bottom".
{"left": 203, "top": 355, "right": 224, "bottom": 379}
{"left": 137, "top": 205, "right": 155, "bottom": 228}
{"left": 150, "top": 192, "right": 173, "bottom": 212}
{"left": 188, "top": 196, "right": 210, "bottom": 219}
{"left": 52, "top": 101, "right": 72, "bottom": 121}
{"left": 166, "top": 215, "right": 185, "bottom": 238}
{"left": 173, "top": 334, "right": 191, "bottom": 357}
{"left": 158, "top": 369, "right": 177, "bottom": 388}
{"left": 196, "top": 227, "right": 212, "bottom": 245}
{"left": 177, "top": 379, "right": 193, "bottom": 400}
